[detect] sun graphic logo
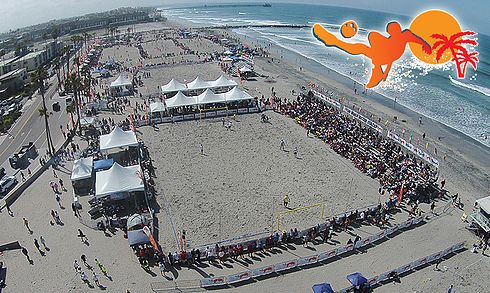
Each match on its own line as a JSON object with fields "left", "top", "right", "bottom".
{"left": 312, "top": 9, "right": 478, "bottom": 88}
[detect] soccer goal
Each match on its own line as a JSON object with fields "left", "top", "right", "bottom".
{"left": 276, "top": 203, "right": 325, "bottom": 232}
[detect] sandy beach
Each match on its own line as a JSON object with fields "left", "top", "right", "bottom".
{"left": 1, "top": 16, "right": 489, "bottom": 293}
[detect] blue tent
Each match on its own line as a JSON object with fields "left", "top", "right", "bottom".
{"left": 94, "top": 159, "right": 114, "bottom": 171}
{"left": 346, "top": 272, "right": 367, "bottom": 287}
{"left": 312, "top": 283, "right": 335, "bottom": 293}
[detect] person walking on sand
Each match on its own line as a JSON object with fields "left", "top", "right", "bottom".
{"left": 74, "top": 260, "right": 81, "bottom": 272}
{"left": 447, "top": 284, "right": 454, "bottom": 293}
{"left": 21, "top": 247, "right": 31, "bottom": 262}
{"left": 6, "top": 205, "right": 13, "bottom": 217}
{"left": 92, "top": 271, "right": 100, "bottom": 286}
{"left": 78, "top": 229, "right": 88, "bottom": 242}
{"left": 280, "top": 139, "right": 285, "bottom": 151}
{"left": 159, "top": 261, "right": 167, "bottom": 277}
{"left": 53, "top": 168, "right": 58, "bottom": 178}
{"left": 430, "top": 201, "right": 436, "bottom": 214}
{"left": 80, "top": 271, "right": 89, "bottom": 284}
{"left": 40, "top": 236, "right": 48, "bottom": 250}
{"left": 55, "top": 193, "right": 62, "bottom": 208}
{"left": 23, "top": 218, "right": 32, "bottom": 233}
{"left": 283, "top": 195, "right": 290, "bottom": 208}
{"left": 33, "top": 238, "right": 43, "bottom": 254}
{"left": 293, "top": 147, "right": 298, "bottom": 158}
{"left": 200, "top": 143, "right": 204, "bottom": 155}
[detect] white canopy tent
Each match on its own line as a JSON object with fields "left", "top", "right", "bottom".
{"left": 161, "top": 79, "right": 187, "bottom": 94}
{"left": 197, "top": 89, "right": 226, "bottom": 105}
{"left": 99, "top": 126, "right": 138, "bottom": 151}
{"left": 224, "top": 87, "right": 253, "bottom": 102}
{"left": 110, "top": 75, "right": 132, "bottom": 88}
{"left": 71, "top": 157, "right": 93, "bottom": 181}
{"left": 95, "top": 163, "right": 144, "bottom": 197}
{"left": 80, "top": 117, "right": 96, "bottom": 127}
{"left": 239, "top": 66, "right": 253, "bottom": 73}
{"left": 165, "top": 91, "right": 197, "bottom": 109}
{"left": 476, "top": 196, "right": 490, "bottom": 215}
{"left": 209, "top": 75, "right": 238, "bottom": 88}
{"left": 187, "top": 76, "right": 209, "bottom": 90}
{"left": 149, "top": 101, "right": 166, "bottom": 113}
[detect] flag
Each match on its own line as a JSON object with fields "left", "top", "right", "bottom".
{"left": 397, "top": 183, "right": 404, "bottom": 204}
{"left": 143, "top": 226, "right": 160, "bottom": 253}
{"left": 129, "top": 112, "right": 135, "bottom": 132}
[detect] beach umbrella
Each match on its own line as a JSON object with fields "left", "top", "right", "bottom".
{"left": 346, "top": 272, "right": 367, "bottom": 287}
{"left": 312, "top": 283, "right": 335, "bottom": 293}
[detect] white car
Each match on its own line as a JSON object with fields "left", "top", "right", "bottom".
{"left": 0, "top": 176, "right": 17, "bottom": 196}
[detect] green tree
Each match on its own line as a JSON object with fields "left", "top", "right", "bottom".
{"left": 65, "top": 74, "right": 82, "bottom": 134}
{"left": 31, "top": 67, "right": 56, "bottom": 156}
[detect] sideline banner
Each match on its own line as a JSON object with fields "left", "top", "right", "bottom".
{"left": 342, "top": 106, "right": 384, "bottom": 133}
{"left": 184, "top": 114, "right": 195, "bottom": 120}
{"left": 172, "top": 115, "right": 183, "bottom": 122}
{"left": 238, "top": 108, "right": 248, "bottom": 113}
{"left": 274, "top": 259, "right": 298, "bottom": 272}
{"left": 318, "top": 249, "right": 337, "bottom": 261}
{"left": 252, "top": 265, "right": 275, "bottom": 277}
{"left": 355, "top": 236, "right": 373, "bottom": 249}
{"left": 451, "top": 241, "right": 466, "bottom": 252}
{"left": 396, "top": 263, "right": 413, "bottom": 274}
{"left": 297, "top": 255, "right": 319, "bottom": 266}
{"left": 411, "top": 256, "right": 428, "bottom": 269}
{"left": 427, "top": 251, "right": 444, "bottom": 263}
{"left": 227, "top": 271, "right": 252, "bottom": 284}
{"left": 200, "top": 276, "right": 226, "bottom": 287}
{"left": 312, "top": 90, "right": 341, "bottom": 108}
{"left": 387, "top": 131, "right": 439, "bottom": 168}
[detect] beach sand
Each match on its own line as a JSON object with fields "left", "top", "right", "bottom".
{"left": 1, "top": 18, "right": 489, "bottom": 293}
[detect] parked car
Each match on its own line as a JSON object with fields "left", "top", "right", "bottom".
{"left": 0, "top": 167, "right": 5, "bottom": 179}
{"left": 0, "top": 176, "right": 17, "bottom": 196}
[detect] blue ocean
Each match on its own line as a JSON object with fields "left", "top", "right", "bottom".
{"left": 162, "top": 3, "right": 490, "bottom": 147}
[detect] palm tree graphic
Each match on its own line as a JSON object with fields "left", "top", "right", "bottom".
{"left": 431, "top": 31, "right": 478, "bottom": 78}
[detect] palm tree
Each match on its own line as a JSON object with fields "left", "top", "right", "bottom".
{"left": 31, "top": 67, "right": 56, "bottom": 156}
{"left": 60, "top": 45, "right": 71, "bottom": 82}
{"left": 453, "top": 50, "right": 478, "bottom": 75}
{"left": 52, "top": 57, "right": 62, "bottom": 93}
{"left": 431, "top": 31, "right": 478, "bottom": 78}
{"left": 65, "top": 74, "right": 83, "bottom": 134}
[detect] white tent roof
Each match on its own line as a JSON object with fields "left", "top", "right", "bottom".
{"left": 224, "top": 87, "right": 253, "bottom": 102}
{"left": 95, "top": 163, "right": 144, "bottom": 197}
{"left": 161, "top": 79, "right": 187, "bottom": 94}
{"left": 187, "top": 76, "right": 210, "bottom": 90}
{"left": 149, "top": 101, "right": 166, "bottom": 113}
{"left": 197, "top": 89, "right": 225, "bottom": 105}
{"left": 209, "top": 75, "right": 238, "bottom": 88}
{"left": 477, "top": 196, "right": 490, "bottom": 214}
{"left": 222, "top": 57, "right": 233, "bottom": 62}
{"left": 166, "top": 91, "right": 197, "bottom": 109}
{"left": 239, "top": 66, "right": 252, "bottom": 73}
{"left": 99, "top": 126, "right": 138, "bottom": 151}
{"left": 71, "top": 157, "right": 93, "bottom": 181}
{"left": 110, "top": 75, "right": 132, "bottom": 88}
{"left": 80, "top": 116, "right": 95, "bottom": 126}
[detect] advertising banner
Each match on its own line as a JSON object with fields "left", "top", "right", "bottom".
{"left": 427, "top": 252, "right": 443, "bottom": 263}
{"left": 451, "top": 241, "right": 466, "bottom": 252}
{"left": 385, "top": 225, "right": 399, "bottom": 236}
{"left": 227, "top": 109, "right": 238, "bottom": 114}
{"left": 217, "top": 110, "right": 228, "bottom": 116}
{"left": 162, "top": 117, "right": 172, "bottom": 123}
{"left": 238, "top": 108, "right": 248, "bottom": 113}
{"left": 297, "top": 255, "right": 319, "bottom": 267}
{"left": 184, "top": 114, "right": 195, "bottom": 120}
{"left": 274, "top": 259, "right": 298, "bottom": 272}
{"left": 411, "top": 256, "right": 428, "bottom": 269}
{"left": 206, "top": 112, "right": 216, "bottom": 117}
{"left": 367, "top": 276, "right": 380, "bottom": 287}
{"left": 252, "top": 265, "right": 275, "bottom": 277}
{"left": 227, "top": 271, "right": 252, "bottom": 284}
{"left": 200, "top": 276, "right": 226, "bottom": 287}
{"left": 395, "top": 263, "right": 413, "bottom": 274}
{"left": 172, "top": 115, "right": 183, "bottom": 122}
{"left": 355, "top": 236, "right": 373, "bottom": 249}
{"left": 398, "top": 219, "right": 413, "bottom": 229}
{"left": 318, "top": 249, "right": 337, "bottom": 261}
{"left": 248, "top": 107, "right": 259, "bottom": 113}
{"left": 377, "top": 271, "right": 391, "bottom": 283}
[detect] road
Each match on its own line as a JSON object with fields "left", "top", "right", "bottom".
{"left": 0, "top": 71, "right": 72, "bottom": 177}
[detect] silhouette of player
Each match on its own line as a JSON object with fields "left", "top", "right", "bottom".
{"left": 313, "top": 21, "right": 432, "bottom": 88}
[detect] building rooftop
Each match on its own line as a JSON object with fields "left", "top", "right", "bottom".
{"left": 0, "top": 56, "right": 20, "bottom": 67}
{"left": 0, "top": 68, "right": 26, "bottom": 82}
{"left": 16, "top": 50, "right": 44, "bottom": 62}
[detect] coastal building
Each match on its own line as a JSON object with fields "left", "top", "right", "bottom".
{"left": 12, "top": 51, "right": 46, "bottom": 72}
{"left": 0, "top": 68, "right": 28, "bottom": 97}
{"left": 0, "top": 56, "right": 21, "bottom": 76}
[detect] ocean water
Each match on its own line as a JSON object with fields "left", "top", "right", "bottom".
{"left": 162, "top": 3, "right": 490, "bottom": 148}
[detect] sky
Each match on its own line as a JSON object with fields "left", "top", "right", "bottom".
{"left": 1, "top": 0, "right": 489, "bottom": 35}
